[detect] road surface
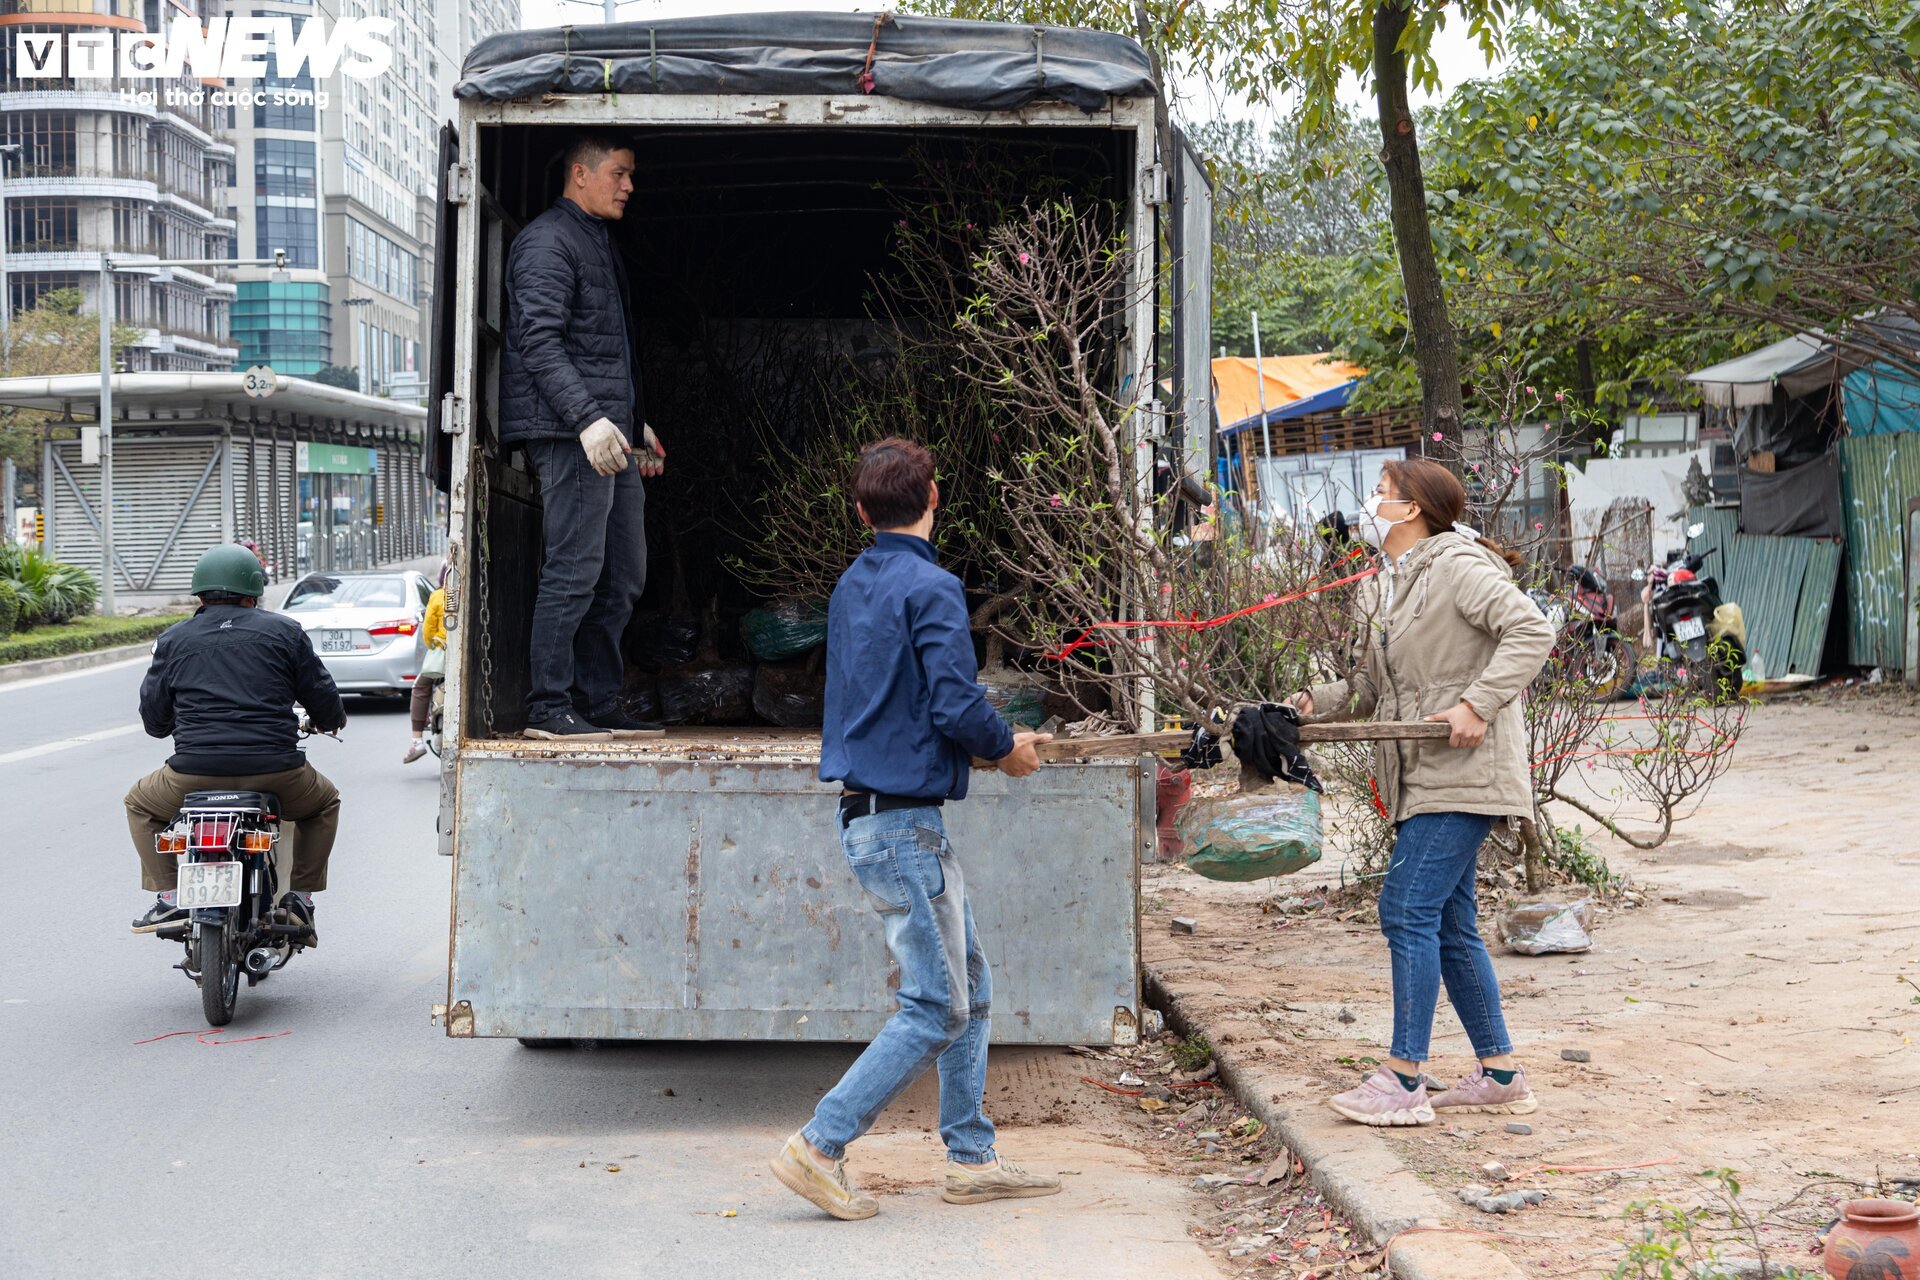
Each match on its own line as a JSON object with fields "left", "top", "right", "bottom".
{"left": 0, "top": 653, "right": 1219, "bottom": 1280}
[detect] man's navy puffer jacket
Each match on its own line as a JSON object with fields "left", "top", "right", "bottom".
{"left": 499, "top": 196, "right": 646, "bottom": 444}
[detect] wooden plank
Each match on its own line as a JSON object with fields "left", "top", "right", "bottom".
{"left": 977, "top": 719, "right": 1451, "bottom": 766}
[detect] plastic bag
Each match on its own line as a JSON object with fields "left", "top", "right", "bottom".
{"left": 741, "top": 599, "right": 829, "bottom": 663}
{"left": 629, "top": 613, "right": 701, "bottom": 670}
{"left": 980, "top": 676, "right": 1047, "bottom": 729}
{"left": 1154, "top": 762, "right": 1194, "bottom": 861}
{"left": 1500, "top": 895, "right": 1596, "bottom": 955}
{"left": 1178, "top": 788, "right": 1324, "bottom": 883}
{"left": 618, "top": 671, "right": 661, "bottom": 723}
{"left": 752, "top": 655, "right": 826, "bottom": 727}
{"left": 658, "top": 665, "right": 755, "bottom": 724}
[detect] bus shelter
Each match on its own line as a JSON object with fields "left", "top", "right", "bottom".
{"left": 0, "top": 373, "right": 435, "bottom": 603}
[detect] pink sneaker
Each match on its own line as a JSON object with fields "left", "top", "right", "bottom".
{"left": 1327, "top": 1068, "right": 1435, "bottom": 1127}
{"left": 1429, "top": 1065, "right": 1538, "bottom": 1115}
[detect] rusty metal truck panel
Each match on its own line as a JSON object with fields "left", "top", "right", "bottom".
{"left": 448, "top": 752, "right": 1147, "bottom": 1043}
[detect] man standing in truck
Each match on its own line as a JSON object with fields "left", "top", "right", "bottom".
{"left": 768, "top": 438, "right": 1060, "bottom": 1220}
{"left": 499, "top": 132, "right": 665, "bottom": 741}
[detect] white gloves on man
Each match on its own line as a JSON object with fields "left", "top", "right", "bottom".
{"left": 579, "top": 419, "right": 666, "bottom": 478}
{"left": 579, "top": 418, "right": 629, "bottom": 476}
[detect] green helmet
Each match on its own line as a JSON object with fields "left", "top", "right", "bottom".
{"left": 191, "top": 544, "right": 267, "bottom": 598}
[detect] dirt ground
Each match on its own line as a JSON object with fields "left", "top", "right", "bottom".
{"left": 1144, "top": 689, "right": 1920, "bottom": 1277}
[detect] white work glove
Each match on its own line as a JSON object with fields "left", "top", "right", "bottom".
{"left": 579, "top": 417, "right": 630, "bottom": 477}
{"left": 637, "top": 424, "right": 666, "bottom": 478}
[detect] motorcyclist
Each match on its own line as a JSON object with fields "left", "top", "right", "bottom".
{"left": 125, "top": 545, "right": 346, "bottom": 942}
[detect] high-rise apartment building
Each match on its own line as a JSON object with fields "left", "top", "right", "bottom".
{"left": 1, "top": 0, "right": 239, "bottom": 372}
{"left": 1, "top": 0, "right": 517, "bottom": 387}
{"left": 226, "top": 0, "right": 517, "bottom": 393}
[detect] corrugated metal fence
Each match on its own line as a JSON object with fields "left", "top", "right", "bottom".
{"left": 1687, "top": 507, "right": 1840, "bottom": 677}
{"left": 1839, "top": 432, "right": 1920, "bottom": 671}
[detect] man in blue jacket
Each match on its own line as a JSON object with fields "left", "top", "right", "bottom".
{"left": 769, "top": 438, "right": 1058, "bottom": 1220}
{"left": 499, "top": 133, "right": 664, "bottom": 741}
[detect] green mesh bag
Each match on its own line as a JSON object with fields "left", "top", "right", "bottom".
{"left": 1178, "top": 788, "right": 1324, "bottom": 883}
{"left": 740, "top": 599, "right": 829, "bottom": 662}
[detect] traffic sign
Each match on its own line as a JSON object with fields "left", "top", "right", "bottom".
{"left": 242, "top": 366, "right": 277, "bottom": 398}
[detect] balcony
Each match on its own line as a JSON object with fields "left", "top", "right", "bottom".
{"left": 0, "top": 0, "right": 141, "bottom": 17}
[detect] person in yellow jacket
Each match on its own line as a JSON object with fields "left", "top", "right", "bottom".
{"left": 403, "top": 563, "right": 449, "bottom": 764}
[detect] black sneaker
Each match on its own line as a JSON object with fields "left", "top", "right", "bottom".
{"left": 131, "top": 897, "right": 188, "bottom": 934}
{"left": 523, "top": 712, "right": 613, "bottom": 741}
{"left": 275, "top": 895, "right": 319, "bottom": 948}
{"left": 582, "top": 706, "right": 667, "bottom": 739}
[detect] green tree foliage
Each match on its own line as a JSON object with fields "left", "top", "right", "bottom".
{"left": 911, "top": 0, "right": 1552, "bottom": 445}
{"left": 1191, "top": 115, "right": 1383, "bottom": 356}
{"left": 1342, "top": 0, "right": 1920, "bottom": 410}
{"left": 0, "top": 288, "right": 143, "bottom": 470}
{"left": 311, "top": 365, "right": 362, "bottom": 391}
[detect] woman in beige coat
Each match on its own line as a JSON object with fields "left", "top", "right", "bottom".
{"left": 1296, "top": 458, "right": 1555, "bottom": 1127}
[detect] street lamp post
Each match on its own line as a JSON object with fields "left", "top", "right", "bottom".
{"left": 0, "top": 143, "right": 22, "bottom": 370}
{"left": 94, "top": 250, "right": 289, "bottom": 613}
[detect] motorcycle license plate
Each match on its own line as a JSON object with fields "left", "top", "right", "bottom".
{"left": 178, "top": 861, "right": 243, "bottom": 909}
{"left": 1674, "top": 616, "right": 1707, "bottom": 642}
{"left": 319, "top": 629, "right": 356, "bottom": 653}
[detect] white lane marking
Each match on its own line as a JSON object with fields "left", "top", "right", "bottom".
{"left": 0, "top": 721, "right": 146, "bottom": 766}
{"left": 0, "top": 654, "right": 151, "bottom": 693}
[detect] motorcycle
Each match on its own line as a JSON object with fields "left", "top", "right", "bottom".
{"left": 1635, "top": 526, "right": 1746, "bottom": 698}
{"left": 1528, "top": 564, "right": 1636, "bottom": 702}
{"left": 425, "top": 679, "right": 445, "bottom": 759}
{"left": 148, "top": 723, "right": 329, "bottom": 1025}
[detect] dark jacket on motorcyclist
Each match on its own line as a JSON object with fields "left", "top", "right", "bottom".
{"left": 140, "top": 604, "right": 346, "bottom": 776}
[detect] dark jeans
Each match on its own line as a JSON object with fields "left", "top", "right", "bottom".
{"left": 523, "top": 437, "right": 647, "bottom": 723}
{"left": 1376, "top": 812, "right": 1512, "bottom": 1062}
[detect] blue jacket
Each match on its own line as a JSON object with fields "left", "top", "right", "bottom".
{"left": 499, "top": 197, "right": 646, "bottom": 444}
{"left": 819, "top": 533, "right": 1015, "bottom": 800}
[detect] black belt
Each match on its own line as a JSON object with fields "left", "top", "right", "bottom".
{"left": 839, "top": 792, "right": 943, "bottom": 826}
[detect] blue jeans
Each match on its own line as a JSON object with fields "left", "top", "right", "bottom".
{"left": 802, "top": 807, "right": 996, "bottom": 1165}
{"left": 523, "top": 438, "right": 647, "bottom": 723}
{"left": 1377, "top": 812, "right": 1512, "bottom": 1062}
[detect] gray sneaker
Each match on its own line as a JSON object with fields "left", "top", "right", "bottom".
{"left": 1327, "top": 1067, "right": 1435, "bottom": 1127}
{"left": 942, "top": 1157, "right": 1063, "bottom": 1205}
{"left": 1430, "top": 1065, "right": 1538, "bottom": 1115}
{"left": 768, "top": 1132, "right": 878, "bottom": 1221}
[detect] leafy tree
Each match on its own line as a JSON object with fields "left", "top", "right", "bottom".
{"left": 311, "top": 364, "right": 362, "bottom": 391}
{"left": 1364, "top": 0, "right": 1920, "bottom": 406}
{"left": 910, "top": 0, "right": 1550, "bottom": 447}
{"left": 0, "top": 289, "right": 144, "bottom": 471}
{"left": 1190, "top": 114, "right": 1382, "bottom": 356}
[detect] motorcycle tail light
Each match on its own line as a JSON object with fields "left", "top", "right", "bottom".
{"left": 239, "top": 831, "right": 274, "bottom": 853}
{"left": 189, "top": 817, "right": 234, "bottom": 850}
{"left": 156, "top": 831, "right": 187, "bottom": 854}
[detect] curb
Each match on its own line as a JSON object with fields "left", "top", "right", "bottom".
{"left": 1143, "top": 967, "right": 1526, "bottom": 1280}
{"left": 0, "top": 641, "right": 153, "bottom": 686}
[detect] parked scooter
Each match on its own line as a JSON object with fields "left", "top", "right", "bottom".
{"left": 1528, "top": 564, "right": 1636, "bottom": 702}
{"left": 1635, "top": 525, "right": 1746, "bottom": 698}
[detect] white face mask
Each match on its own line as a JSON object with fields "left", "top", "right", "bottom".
{"left": 1357, "top": 493, "right": 1413, "bottom": 547}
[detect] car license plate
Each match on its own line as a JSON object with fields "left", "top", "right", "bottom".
{"left": 178, "top": 860, "right": 243, "bottom": 909}
{"left": 319, "top": 629, "right": 356, "bottom": 653}
{"left": 1674, "top": 616, "right": 1707, "bottom": 642}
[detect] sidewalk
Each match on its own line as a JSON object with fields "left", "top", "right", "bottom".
{"left": 1143, "top": 690, "right": 1920, "bottom": 1278}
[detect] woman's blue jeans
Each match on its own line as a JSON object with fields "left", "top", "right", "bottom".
{"left": 801, "top": 807, "right": 996, "bottom": 1165}
{"left": 1377, "top": 812, "right": 1513, "bottom": 1063}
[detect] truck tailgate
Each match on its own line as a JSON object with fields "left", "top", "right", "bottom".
{"left": 446, "top": 752, "right": 1148, "bottom": 1044}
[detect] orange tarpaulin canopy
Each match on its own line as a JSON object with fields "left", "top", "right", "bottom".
{"left": 1213, "top": 353, "right": 1365, "bottom": 430}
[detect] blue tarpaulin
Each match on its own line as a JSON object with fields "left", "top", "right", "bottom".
{"left": 1220, "top": 379, "right": 1360, "bottom": 437}
{"left": 1842, "top": 364, "right": 1920, "bottom": 436}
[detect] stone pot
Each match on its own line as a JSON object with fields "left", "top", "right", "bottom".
{"left": 1825, "top": 1199, "right": 1920, "bottom": 1280}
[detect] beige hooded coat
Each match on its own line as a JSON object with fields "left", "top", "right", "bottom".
{"left": 1307, "top": 531, "right": 1556, "bottom": 823}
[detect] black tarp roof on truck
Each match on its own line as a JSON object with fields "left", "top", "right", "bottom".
{"left": 454, "top": 12, "right": 1157, "bottom": 112}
